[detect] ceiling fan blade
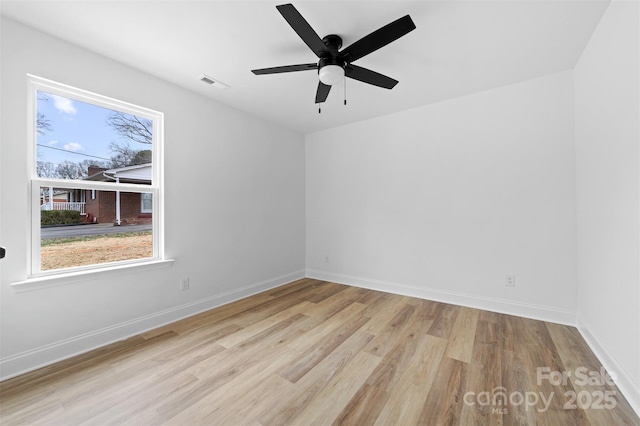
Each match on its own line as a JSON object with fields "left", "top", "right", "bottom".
{"left": 345, "top": 65, "right": 398, "bottom": 89}
{"left": 252, "top": 63, "right": 318, "bottom": 75}
{"left": 276, "top": 3, "right": 329, "bottom": 58}
{"left": 315, "top": 81, "right": 331, "bottom": 103}
{"left": 340, "top": 15, "right": 416, "bottom": 63}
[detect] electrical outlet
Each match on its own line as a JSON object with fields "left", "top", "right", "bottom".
{"left": 180, "top": 277, "right": 190, "bottom": 291}
{"left": 506, "top": 274, "right": 516, "bottom": 287}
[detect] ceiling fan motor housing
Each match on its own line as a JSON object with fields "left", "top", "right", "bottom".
{"left": 319, "top": 35, "right": 345, "bottom": 69}
{"left": 322, "top": 34, "right": 343, "bottom": 52}
{"left": 318, "top": 56, "right": 344, "bottom": 70}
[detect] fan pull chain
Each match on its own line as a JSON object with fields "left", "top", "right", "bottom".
{"left": 344, "top": 74, "right": 347, "bottom": 106}
{"left": 318, "top": 104, "right": 321, "bottom": 114}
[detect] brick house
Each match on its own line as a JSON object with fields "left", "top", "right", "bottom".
{"left": 85, "top": 164, "right": 152, "bottom": 225}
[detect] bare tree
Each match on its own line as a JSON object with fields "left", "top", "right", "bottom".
{"left": 55, "top": 161, "right": 84, "bottom": 179}
{"left": 108, "top": 141, "right": 139, "bottom": 168}
{"left": 37, "top": 113, "right": 53, "bottom": 135}
{"left": 106, "top": 111, "right": 153, "bottom": 167}
{"left": 106, "top": 111, "right": 152, "bottom": 145}
{"left": 37, "top": 161, "right": 57, "bottom": 178}
{"left": 37, "top": 93, "right": 53, "bottom": 135}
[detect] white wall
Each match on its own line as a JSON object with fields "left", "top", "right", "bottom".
{"left": 306, "top": 70, "right": 577, "bottom": 324}
{"left": 574, "top": 0, "right": 640, "bottom": 413}
{"left": 0, "top": 18, "right": 305, "bottom": 378}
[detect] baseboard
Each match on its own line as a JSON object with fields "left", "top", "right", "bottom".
{"left": 0, "top": 269, "right": 305, "bottom": 381}
{"left": 306, "top": 269, "right": 577, "bottom": 326}
{"left": 577, "top": 315, "right": 640, "bottom": 418}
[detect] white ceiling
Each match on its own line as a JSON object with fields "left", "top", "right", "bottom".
{"left": 1, "top": 0, "right": 609, "bottom": 134}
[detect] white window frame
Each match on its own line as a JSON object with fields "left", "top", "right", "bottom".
{"left": 27, "top": 74, "right": 165, "bottom": 277}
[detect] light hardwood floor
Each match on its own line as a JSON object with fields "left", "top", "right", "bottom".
{"left": 1, "top": 278, "right": 638, "bottom": 425}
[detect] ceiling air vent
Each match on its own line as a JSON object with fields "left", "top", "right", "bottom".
{"left": 199, "top": 74, "right": 229, "bottom": 90}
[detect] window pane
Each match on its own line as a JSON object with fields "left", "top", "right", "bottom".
{"left": 141, "top": 193, "right": 153, "bottom": 213}
{"left": 40, "top": 186, "right": 153, "bottom": 271}
{"left": 36, "top": 90, "right": 153, "bottom": 184}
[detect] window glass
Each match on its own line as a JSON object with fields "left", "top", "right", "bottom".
{"left": 36, "top": 90, "right": 153, "bottom": 183}
{"left": 141, "top": 193, "right": 153, "bottom": 213}
{"left": 40, "top": 186, "right": 153, "bottom": 271}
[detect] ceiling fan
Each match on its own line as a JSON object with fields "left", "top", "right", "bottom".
{"left": 252, "top": 3, "right": 416, "bottom": 105}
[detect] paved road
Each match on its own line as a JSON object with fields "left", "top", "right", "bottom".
{"left": 41, "top": 223, "right": 152, "bottom": 239}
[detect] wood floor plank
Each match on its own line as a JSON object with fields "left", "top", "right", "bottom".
{"left": 418, "top": 357, "right": 469, "bottom": 425}
{"left": 286, "top": 351, "right": 382, "bottom": 426}
{"left": 197, "top": 373, "right": 294, "bottom": 426}
{"left": 469, "top": 305, "right": 508, "bottom": 423}
{"left": 360, "top": 293, "right": 414, "bottom": 336}
{"left": 374, "top": 334, "right": 448, "bottom": 426}
{"left": 287, "top": 302, "right": 367, "bottom": 352}
{"left": 158, "top": 291, "right": 276, "bottom": 336}
{"left": 302, "top": 281, "right": 349, "bottom": 303}
{"left": 363, "top": 303, "right": 416, "bottom": 357}
{"left": 156, "top": 313, "right": 308, "bottom": 420}
{"left": 216, "top": 300, "right": 313, "bottom": 348}
{"left": 0, "top": 394, "right": 64, "bottom": 426}
{"left": 426, "top": 302, "right": 459, "bottom": 339}
{"left": 224, "top": 290, "right": 315, "bottom": 328}
{"left": 501, "top": 316, "right": 544, "bottom": 426}
{"left": 444, "top": 306, "right": 480, "bottom": 363}
{"left": 332, "top": 307, "right": 425, "bottom": 425}
{"left": 518, "top": 318, "right": 589, "bottom": 426}
{"left": 75, "top": 371, "right": 199, "bottom": 425}
{"left": 297, "top": 286, "right": 369, "bottom": 332}
{"left": 279, "top": 315, "right": 371, "bottom": 383}
{"left": 258, "top": 330, "right": 374, "bottom": 425}
{"left": 460, "top": 319, "right": 504, "bottom": 426}
{"left": 165, "top": 347, "right": 298, "bottom": 425}
{"left": 415, "top": 298, "right": 441, "bottom": 320}
{"left": 267, "top": 277, "right": 316, "bottom": 297}
{"left": 1, "top": 278, "right": 638, "bottom": 426}
{"left": 186, "top": 313, "right": 307, "bottom": 381}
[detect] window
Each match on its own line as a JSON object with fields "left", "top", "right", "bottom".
{"left": 141, "top": 193, "right": 153, "bottom": 214}
{"left": 29, "top": 75, "right": 164, "bottom": 276}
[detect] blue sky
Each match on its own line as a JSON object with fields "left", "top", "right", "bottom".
{"left": 36, "top": 90, "right": 147, "bottom": 167}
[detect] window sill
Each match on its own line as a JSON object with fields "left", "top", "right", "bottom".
{"left": 11, "top": 259, "right": 174, "bottom": 292}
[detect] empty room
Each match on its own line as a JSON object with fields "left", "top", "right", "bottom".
{"left": 0, "top": 0, "right": 638, "bottom": 424}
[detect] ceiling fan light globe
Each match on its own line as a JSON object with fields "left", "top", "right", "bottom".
{"left": 318, "top": 65, "right": 344, "bottom": 86}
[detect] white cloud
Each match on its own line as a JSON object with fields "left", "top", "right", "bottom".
{"left": 63, "top": 142, "right": 83, "bottom": 152}
{"left": 51, "top": 95, "right": 77, "bottom": 115}
{"left": 47, "top": 140, "right": 58, "bottom": 146}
